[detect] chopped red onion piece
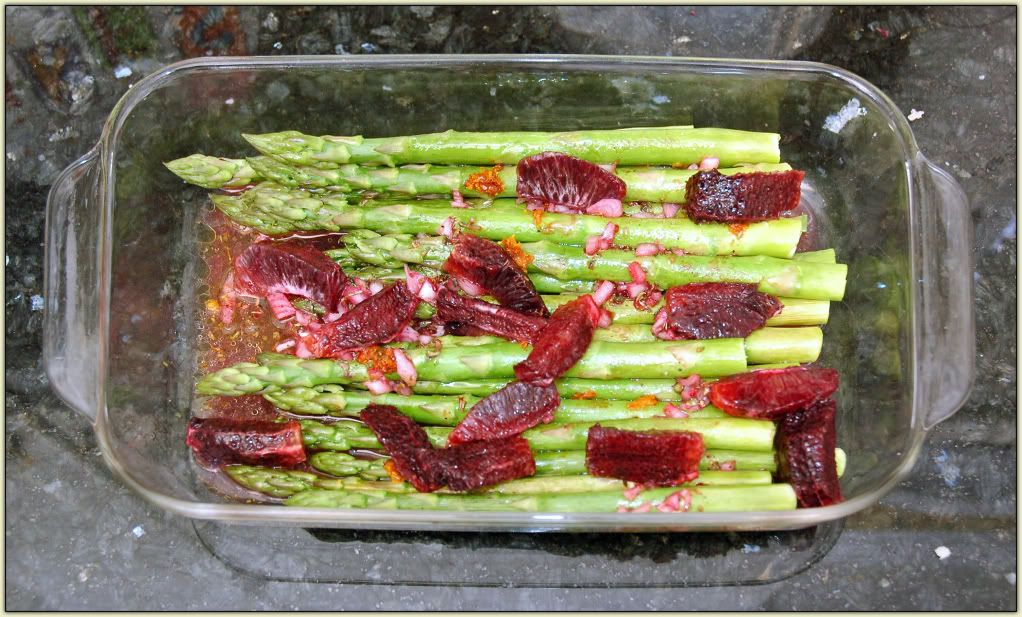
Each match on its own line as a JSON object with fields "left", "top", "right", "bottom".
{"left": 457, "top": 277, "right": 487, "bottom": 297}
{"left": 275, "top": 339, "right": 296, "bottom": 352}
{"left": 369, "top": 281, "right": 385, "bottom": 295}
{"left": 625, "top": 282, "right": 648, "bottom": 299}
{"left": 393, "top": 382, "right": 413, "bottom": 396}
{"left": 393, "top": 349, "right": 418, "bottom": 386}
{"left": 451, "top": 189, "right": 469, "bottom": 208}
{"left": 623, "top": 483, "right": 643, "bottom": 501}
{"left": 586, "top": 198, "right": 624, "bottom": 218}
{"left": 699, "top": 157, "right": 720, "bottom": 171}
{"left": 718, "top": 460, "right": 737, "bottom": 472}
{"left": 395, "top": 325, "right": 421, "bottom": 343}
{"left": 437, "top": 216, "right": 456, "bottom": 239}
{"left": 600, "top": 222, "right": 620, "bottom": 243}
{"left": 418, "top": 279, "right": 437, "bottom": 304}
{"left": 662, "top": 202, "right": 682, "bottom": 218}
{"left": 663, "top": 403, "right": 689, "bottom": 418}
{"left": 365, "top": 378, "right": 393, "bottom": 395}
{"left": 597, "top": 308, "right": 614, "bottom": 329}
{"left": 219, "top": 272, "right": 237, "bottom": 325}
{"left": 634, "top": 243, "right": 660, "bottom": 257}
{"left": 597, "top": 162, "right": 618, "bottom": 174}
{"left": 687, "top": 163, "right": 699, "bottom": 170}
{"left": 592, "top": 280, "right": 616, "bottom": 306}
{"left": 266, "top": 292, "right": 296, "bottom": 321}
{"left": 584, "top": 235, "right": 602, "bottom": 256}
{"left": 404, "top": 266, "right": 424, "bottom": 295}
{"left": 628, "top": 262, "right": 648, "bottom": 285}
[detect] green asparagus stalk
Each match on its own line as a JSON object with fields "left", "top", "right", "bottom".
{"left": 264, "top": 384, "right": 728, "bottom": 424}
{"left": 525, "top": 240, "right": 847, "bottom": 301}
{"left": 307, "top": 448, "right": 784, "bottom": 480}
{"left": 225, "top": 463, "right": 776, "bottom": 499}
{"left": 217, "top": 188, "right": 806, "bottom": 258}
{"left": 169, "top": 150, "right": 791, "bottom": 202}
{"left": 414, "top": 326, "right": 819, "bottom": 364}
{"left": 352, "top": 377, "right": 681, "bottom": 400}
{"left": 318, "top": 227, "right": 846, "bottom": 300}
{"left": 340, "top": 266, "right": 829, "bottom": 326}
{"left": 285, "top": 483, "right": 798, "bottom": 512}
{"left": 164, "top": 155, "right": 258, "bottom": 189}
{"left": 243, "top": 127, "right": 781, "bottom": 168}
{"left": 304, "top": 439, "right": 846, "bottom": 479}
{"left": 301, "top": 415, "right": 776, "bottom": 452}
{"left": 198, "top": 326, "right": 828, "bottom": 396}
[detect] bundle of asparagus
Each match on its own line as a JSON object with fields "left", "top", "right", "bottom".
{"left": 173, "top": 125, "right": 847, "bottom": 514}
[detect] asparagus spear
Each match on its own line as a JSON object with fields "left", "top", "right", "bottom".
{"left": 167, "top": 151, "right": 791, "bottom": 202}
{"left": 197, "top": 336, "right": 752, "bottom": 396}
{"left": 215, "top": 188, "right": 806, "bottom": 258}
{"left": 243, "top": 127, "right": 781, "bottom": 168}
{"left": 264, "top": 384, "right": 728, "bottom": 424}
{"left": 300, "top": 415, "right": 776, "bottom": 452}
{"left": 306, "top": 449, "right": 784, "bottom": 480}
{"left": 164, "top": 155, "right": 258, "bottom": 189}
{"left": 285, "top": 483, "right": 798, "bottom": 512}
{"left": 225, "top": 464, "right": 775, "bottom": 499}
{"left": 322, "top": 228, "right": 847, "bottom": 301}
{"left": 342, "top": 246, "right": 836, "bottom": 299}
{"left": 303, "top": 439, "right": 848, "bottom": 478}
{"left": 196, "top": 326, "right": 824, "bottom": 397}
{"left": 389, "top": 378, "right": 681, "bottom": 400}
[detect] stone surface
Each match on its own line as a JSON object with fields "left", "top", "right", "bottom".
{"left": 4, "top": 5, "right": 1016, "bottom": 610}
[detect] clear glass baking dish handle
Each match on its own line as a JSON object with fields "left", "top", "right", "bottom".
{"left": 43, "top": 149, "right": 103, "bottom": 422}
{"left": 916, "top": 157, "right": 976, "bottom": 430}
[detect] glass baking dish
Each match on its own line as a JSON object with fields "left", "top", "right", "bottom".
{"left": 44, "top": 54, "right": 974, "bottom": 533}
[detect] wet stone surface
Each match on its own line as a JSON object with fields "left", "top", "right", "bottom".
{"left": 5, "top": 5, "right": 1016, "bottom": 610}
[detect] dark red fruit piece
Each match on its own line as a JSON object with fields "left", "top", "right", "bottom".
{"left": 185, "top": 418, "right": 306, "bottom": 467}
{"left": 435, "top": 285, "right": 548, "bottom": 345}
{"left": 514, "top": 295, "right": 600, "bottom": 385}
{"left": 234, "top": 240, "right": 347, "bottom": 313}
{"left": 585, "top": 425, "right": 705, "bottom": 486}
{"left": 516, "top": 152, "right": 626, "bottom": 211}
{"left": 359, "top": 404, "right": 441, "bottom": 492}
{"left": 656, "top": 283, "right": 782, "bottom": 340}
{"left": 297, "top": 282, "right": 419, "bottom": 357}
{"left": 775, "top": 399, "right": 842, "bottom": 507}
{"left": 442, "top": 234, "right": 548, "bottom": 317}
{"left": 709, "top": 366, "right": 839, "bottom": 419}
{"left": 683, "top": 169, "right": 805, "bottom": 223}
{"left": 448, "top": 381, "right": 561, "bottom": 445}
{"left": 432, "top": 435, "right": 536, "bottom": 491}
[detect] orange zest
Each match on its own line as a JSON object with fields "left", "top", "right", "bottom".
{"left": 531, "top": 208, "right": 544, "bottom": 229}
{"left": 464, "top": 165, "right": 505, "bottom": 197}
{"left": 571, "top": 390, "right": 598, "bottom": 400}
{"left": 383, "top": 459, "right": 405, "bottom": 483}
{"left": 499, "top": 235, "right": 534, "bottom": 270}
{"left": 627, "top": 395, "right": 660, "bottom": 410}
{"left": 728, "top": 223, "right": 749, "bottom": 236}
{"left": 356, "top": 345, "right": 397, "bottom": 374}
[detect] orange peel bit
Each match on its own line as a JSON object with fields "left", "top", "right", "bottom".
{"left": 728, "top": 223, "right": 750, "bottom": 236}
{"left": 356, "top": 345, "right": 397, "bottom": 374}
{"left": 571, "top": 390, "right": 598, "bottom": 400}
{"left": 531, "top": 208, "right": 544, "bottom": 229}
{"left": 627, "top": 395, "right": 660, "bottom": 410}
{"left": 383, "top": 459, "right": 405, "bottom": 483}
{"left": 499, "top": 235, "right": 534, "bottom": 270}
{"left": 464, "top": 164, "right": 505, "bottom": 197}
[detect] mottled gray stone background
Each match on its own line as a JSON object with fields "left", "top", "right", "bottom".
{"left": 5, "top": 5, "right": 1016, "bottom": 610}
